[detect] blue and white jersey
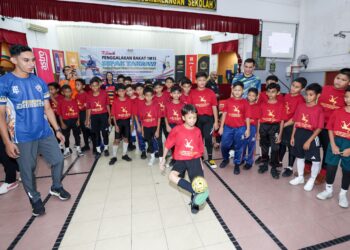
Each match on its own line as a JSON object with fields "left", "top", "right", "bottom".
{"left": 232, "top": 73, "right": 261, "bottom": 98}
{"left": 0, "top": 73, "right": 53, "bottom": 143}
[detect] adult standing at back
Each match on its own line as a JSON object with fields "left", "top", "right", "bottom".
{"left": 60, "top": 65, "right": 78, "bottom": 98}
{"left": 232, "top": 58, "right": 261, "bottom": 98}
{"left": 0, "top": 45, "right": 71, "bottom": 217}
{"left": 206, "top": 71, "right": 220, "bottom": 100}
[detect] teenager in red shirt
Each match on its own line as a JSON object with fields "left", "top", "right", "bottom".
{"left": 125, "top": 84, "right": 137, "bottom": 151}
{"left": 164, "top": 77, "right": 175, "bottom": 101}
{"left": 48, "top": 82, "right": 64, "bottom": 151}
{"left": 316, "top": 68, "right": 350, "bottom": 184}
{"left": 289, "top": 83, "right": 324, "bottom": 191}
{"left": 317, "top": 86, "right": 350, "bottom": 208}
{"left": 258, "top": 83, "right": 286, "bottom": 179}
{"left": 180, "top": 78, "right": 192, "bottom": 104}
{"left": 75, "top": 78, "right": 90, "bottom": 152}
{"left": 139, "top": 86, "right": 160, "bottom": 166}
{"left": 189, "top": 72, "right": 219, "bottom": 169}
{"left": 58, "top": 85, "right": 83, "bottom": 158}
{"left": 109, "top": 84, "right": 133, "bottom": 165}
{"left": 257, "top": 75, "right": 284, "bottom": 104}
{"left": 165, "top": 85, "right": 184, "bottom": 131}
{"left": 218, "top": 82, "right": 251, "bottom": 174}
{"left": 134, "top": 83, "right": 148, "bottom": 159}
{"left": 85, "top": 77, "right": 111, "bottom": 157}
{"left": 154, "top": 81, "right": 168, "bottom": 155}
{"left": 160, "top": 104, "right": 209, "bottom": 214}
{"left": 280, "top": 77, "right": 306, "bottom": 177}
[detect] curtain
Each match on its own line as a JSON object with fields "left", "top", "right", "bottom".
{"left": 0, "top": 0, "right": 259, "bottom": 35}
{"left": 0, "top": 29, "right": 27, "bottom": 45}
{"left": 212, "top": 40, "right": 239, "bottom": 54}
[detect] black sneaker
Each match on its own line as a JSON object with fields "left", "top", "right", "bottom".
{"left": 141, "top": 151, "right": 147, "bottom": 159}
{"left": 234, "top": 165, "right": 240, "bottom": 175}
{"left": 147, "top": 147, "right": 152, "bottom": 153}
{"left": 255, "top": 156, "right": 263, "bottom": 164}
{"left": 32, "top": 199, "right": 45, "bottom": 217}
{"left": 49, "top": 187, "right": 71, "bottom": 201}
{"left": 122, "top": 155, "right": 132, "bottom": 162}
{"left": 219, "top": 159, "right": 229, "bottom": 168}
{"left": 243, "top": 163, "right": 252, "bottom": 170}
{"left": 127, "top": 144, "right": 136, "bottom": 152}
{"left": 282, "top": 168, "right": 293, "bottom": 177}
{"left": 271, "top": 167, "right": 280, "bottom": 179}
{"left": 258, "top": 164, "right": 268, "bottom": 174}
{"left": 104, "top": 150, "right": 110, "bottom": 157}
{"left": 81, "top": 145, "right": 90, "bottom": 152}
{"left": 109, "top": 157, "right": 117, "bottom": 165}
{"left": 155, "top": 152, "right": 159, "bottom": 158}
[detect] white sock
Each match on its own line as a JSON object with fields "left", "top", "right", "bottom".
{"left": 159, "top": 156, "right": 163, "bottom": 162}
{"left": 151, "top": 153, "right": 155, "bottom": 159}
{"left": 104, "top": 145, "right": 108, "bottom": 151}
{"left": 296, "top": 158, "right": 305, "bottom": 177}
{"left": 96, "top": 147, "right": 101, "bottom": 153}
{"left": 310, "top": 162, "right": 321, "bottom": 179}
{"left": 340, "top": 189, "right": 348, "bottom": 195}
{"left": 113, "top": 145, "right": 118, "bottom": 157}
{"left": 326, "top": 184, "right": 333, "bottom": 192}
{"left": 123, "top": 142, "right": 128, "bottom": 156}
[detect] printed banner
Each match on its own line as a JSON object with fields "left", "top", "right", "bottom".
{"left": 175, "top": 55, "right": 186, "bottom": 82}
{"left": 185, "top": 55, "right": 197, "bottom": 83}
{"left": 79, "top": 47, "right": 175, "bottom": 82}
{"left": 66, "top": 51, "right": 80, "bottom": 69}
{"left": 105, "top": 0, "right": 216, "bottom": 10}
{"left": 197, "top": 54, "right": 210, "bottom": 76}
{"left": 32, "top": 48, "right": 54, "bottom": 84}
{"left": 52, "top": 50, "right": 65, "bottom": 74}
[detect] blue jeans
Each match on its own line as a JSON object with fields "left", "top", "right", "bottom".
{"left": 242, "top": 125, "right": 257, "bottom": 166}
{"left": 135, "top": 118, "right": 158, "bottom": 153}
{"left": 221, "top": 125, "right": 246, "bottom": 165}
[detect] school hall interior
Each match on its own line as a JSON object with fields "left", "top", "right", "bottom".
{"left": 1, "top": 0, "right": 350, "bottom": 249}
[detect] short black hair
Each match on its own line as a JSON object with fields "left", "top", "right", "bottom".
{"left": 181, "top": 77, "right": 192, "bottom": 86}
{"left": 170, "top": 84, "right": 182, "bottom": 93}
{"left": 143, "top": 86, "right": 154, "bottom": 95}
{"left": 266, "top": 82, "right": 280, "bottom": 92}
{"left": 135, "top": 82, "right": 144, "bottom": 89}
{"left": 125, "top": 84, "right": 134, "bottom": 90}
{"left": 144, "top": 79, "right": 153, "bottom": 85}
{"left": 346, "top": 86, "right": 350, "bottom": 93}
{"left": 339, "top": 68, "right": 350, "bottom": 80}
{"left": 10, "top": 44, "right": 32, "bottom": 57}
{"left": 62, "top": 66, "right": 71, "bottom": 74}
{"left": 153, "top": 81, "right": 164, "bottom": 88}
{"left": 116, "top": 83, "right": 126, "bottom": 91}
{"left": 61, "top": 85, "right": 72, "bottom": 91}
{"left": 124, "top": 76, "right": 132, "bottom": 82}
{"left": 293, "top": 77, "right": 307, "bottom": 88}
{"left": 181, "top": 104, "right": 197, "bottom": 116}
{"left": 117, "top": 74, "right": 125, "bottom": 80}
{"left": 106, "top": 71, "right": 113, "bottom": 77}
{"left": 266, "top": 75, "right": 279, "bottom": 82}
{"left": 48, "top": 82, "right": 60, "bottom": 90}
{"left": 248, "top": 87, "right": 258, "bottom": 96}
{"left": 232, "top": 81, "right": 244, "bottom": 89}
{"left": 90, "top": 76, "right": 102, "bottom": 85}
{"left": 196, "top": 71, "right": 208, "bottom": 79}
{"left": 75, "top": 78, "right": 86, "bottom": 85}
{"left": 305, "top": 83, "right": 322, "bottom": 95}
{"left": 244, "top": 58, "right": 256, "bottom": 66}
{"left": 165, "top": 77, "right": 175, "bottom": 83}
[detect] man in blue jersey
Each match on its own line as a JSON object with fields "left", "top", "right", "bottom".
{"left": 232, "top": 58, "right": 261, "bottom": 98}
{"left": 0, "top": 45, "right": 71, "bottom": 217}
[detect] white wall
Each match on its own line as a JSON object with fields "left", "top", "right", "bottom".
{"left": 295, "top": 0, "right": 350, "bottom": 71}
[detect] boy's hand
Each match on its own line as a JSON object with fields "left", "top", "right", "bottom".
{"left": 303, "top": 140, "right": 311, "bottom": 151}
{"left": 137, "top": 126, "right": 141, "bottom": 133}
{"left": 76, "top": 120, "right": 80, "bottom": 126}
{"left": 56, "top": 130, "right": 65, "bottom": 144}
{"left": 331, "top": 144, "right": 340, "bottom": 155}
{"left": 141, "top": 130, "right": 144, "bottom": 138}
{"left": 61, "top": 123, "right": 67, "bottom": 129}
{"left": 275, "top": 135, "right": 282, "bottom": 144}
{"left": 5, "top": 142, "right": 20, "bottom": 159}
{"left": 85, "top": 120, "right": 90, "bottom": 128}
{"left": 341, "top": 148, "right": 350, "bottom": 157}
{"left": 257, "top": 133, "right": 261, "bottom": 141}
{"left": 214, "top": 122, "right": 219, "bottom": 131}
{"left": 115, "top": 125, "right": 120, "bottom": 133}
{"left": 218, "top": 127, "right": 223, "bottom": 135}
{"left": 155, "top": 130, "right": 160, "bottom": 138}
{"left": 159, "top": 158, "right": 166, "bottom": 174}
{"left": 290, "top": 137, "right": 295, "bottom": 146}
{"left": 108, "top": 116, "right": 111, "bottom": 125}
{"left": 166, "top": 125, "right": 172, "bottom": 133}
{"left": 244, "top": 129, "right": 250, "bottom": 139}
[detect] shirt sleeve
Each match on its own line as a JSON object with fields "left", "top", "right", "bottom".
{"left": 197, "top": 129, "right": 204, "bottom": 156}
{"left": 245, "top": 101, "right": 252, "bottom": 119}
{"left": 111, "top": 100, "right": 117, "bottom": 118}
{"left": 317, "top": 108, "right": 325, "bottom": 129}
{"left": 164, "top": 127, "right": 176, "bottom": 150}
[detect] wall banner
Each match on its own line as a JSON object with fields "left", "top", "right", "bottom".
{"left": 197, "top": 54, "right": 210, "bottom": 76}
{"left": 52, "top": 50, "right": 65, "bottom": 74}
{"left": 175, "top": 55, "right": 186, "bottom": 82}
{"left": 32, "top": 48, "right": 54, "bottom": 84}
{"left": 185, "top": 55, "right": 197, "bottom": 83}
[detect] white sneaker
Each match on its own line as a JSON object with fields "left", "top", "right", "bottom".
{"left": 63, "top": 148, "right": 71, "bottom": 158}
{"left": 229, "top": 150, "right": 235, "bottom": 159}
{"left": 148, "top": 157, "right": 155, "bottom": 166}
{"left": 289, "top": 176, "right": 304, "bottom": 186}
{"left": 0, "top": 182, "right": 19, "bottom": 195}
{"left": 208, "top": 160, "right": 217, "bottom": 169}
{"left": 76, "top": 146, "right": 84, "bottom": 157}
{"left": 317, "top": 190, "right": 333, "bottom": 200}
{"left": 339, "top": 193, "right": 349, "bottom": 208}
{"left": 304, "top": 178, "right": 315, "bottom": 191}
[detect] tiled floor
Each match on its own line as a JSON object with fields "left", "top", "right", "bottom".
{"left": 1, "top": 141, "right": 350, "bottom": 250}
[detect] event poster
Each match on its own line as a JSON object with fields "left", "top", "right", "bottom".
{"left": 186, "top": 55, "right": 197, "bottom": 83}
{"left": 79, "top": 47, "right": 175, "bottom": 82}
{"left": 52, "top": 50, "right": 65, "bottom": 74}
{"left": 66, "top": 51, "right": 80, "bottom": 69}
{"left": 197, "top": 54, "right": 210, "bottom": 76}
{"left": 32, "top": 48, "right": 54, "bottom": 84}
{"left": 175, "top": 55, "right": 185, "bottom": 82}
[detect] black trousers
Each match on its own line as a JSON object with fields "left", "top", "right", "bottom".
{"left": 0, "top": 138, "right": 19, "bottom": 183}
{"left": 144, "top": 126, "right": 157, "bottom": 154}
{"left": 259, "top": 123, "right": 280, "bottom": 168}
{"left": 62, "top": 118, "right": 81, "bottom": 148}
{"left": 319, "top": 128, "right": 330, "bottom": 169}
{"left": 197, "top": 115, "right": 214, "bottom": 160}
{"left": 326, "top": 165, "right": 350, "bottom": 190}
{"left": 156, "top": 118, "right": 168, "bottom": 156}
{"left": 91, "top": 113, "right": 109, "bottom": 149}
{"left": 79, "top": 110, "right": 90, "bottom": 147}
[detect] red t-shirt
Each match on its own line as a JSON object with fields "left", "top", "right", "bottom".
{"left": 180, "top": 93, "right": 190, "bottom": 104}
{"left": 223, "top": 98, "right": 251, "bottom": 128}
{"left": 139, "top": 102, "right": 160, "bottom": 128}
{"left": 101, "top": 83, "right": 116, "bottom": 106}
{"left": 154, "top": 94, "right": 167, "bottom": 118}
{"left": 327, "top": 107, "right": 350, "bottom": 140}
{"left": 112, "top": 97, "right": 133, "bottom": 120}
{"left": 318, "top": 85, "right": 346, "bottom": 125}
{"left": 284, "top": 94, "right": 305, "bottom": 121}
{"left": 86, "top": 91, "right": 109, "bottom": 115}
{"left": 293, "top": 103, "right": 324, "bottom": 131}
{"left": 163, "top": 90, "right": 171, "bottom": 102}
{"left": 260, "top": 101, "right": 286, "bottom": 124}
{"left": 133, "top": 97, "right": 145, "bottom": 117}
{"left": 165, "top": 101, "right": 184, "bottom": 125}
{"left": 76, "top": 91, "right": 88, "bottom": 111}
{"left": 50, "top": 94, "right": 63, "bottom": 115}
{"left": 58, "top": 98, "right": 79, "bottom": 120}
{"left": 249, "top": 102, "right": 261, "bottom": 126}
{"left": 219, "top": 99, "right": 227, "bottom": 113}
{"left": 258, "top": 91, "right": 284, "bottom": 104}
{"left": 165, "top": 124, "right": 204, "bottom": 160}
{"left": 189, "top": 88, "right": 217, "bottom": 115}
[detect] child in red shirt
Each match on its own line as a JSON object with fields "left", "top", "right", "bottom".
{"left": 289, "top": 83, "right": 324, "bottom": 191}
{"left": 154, "top": 81, "right": 168, "bottom": 157}
{"left": 317, "top": 86, "right": 350, "bottom": 208}
{"left": 160, "top": 104, "right": 209, "bottom": 214}
{"left": 258, "top": 83, "right": 286, "bottom": 179}
{"left": 164, "top": 77, "right": 175, "bottom": 102}
{"left": 218, "top": 82, "right": 251, "bottom": 174}
{"left": 280, "top": 77, "right": 306, "bottom": 177}
{"left": 189, "top": 72, "right": 219, "bottom": 169}
{"left": 85, "top": 77, "right": 111, "bottom": 157}
{"left": 75, "top": 78, "right": 90, "bottom": 152}
{"left": 165, "top": 85, "right": 184, "bottom": 131}
{"left": 134, "top": 83, "right": 148, "bottom": 159}
{"left": 58, "top": 85, "right": 83, "bottom": 157}
{"left": 109, "top": 84, "right": 133, "bottom": 165}
{"left": 139, "top": 86, "right": 160, "bottom": 166}
{"left": 180, "top": 78, "right": 192, "bottom": 104}
{"left": 257, "top": 75, "right": 284, "bottom": 104}
{"left": 125, "top": 84, "right": 137, "bottom": 151}
{"left": 48, "top": 82, "right": 64, "bottom": 150}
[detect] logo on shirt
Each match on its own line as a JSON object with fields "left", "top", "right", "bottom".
{"left": 93, "top": 101, "right": 103, "bottom": 112}
{"left": 199, "top": 96, "right": 207, "bottom": 103}
{"left": 329, "top": 95, "right": 338, "bottom": 106}
{"left": 144, "top": 111, "right": 155, "bottom": 123}
{"left": 172, "top": 110, "right": 181, "bottom": 121}
{"left": 196, "top": 96, "right": 209, "bottom": 108}
{"left": 12, "top": 86, "right": 20, "bottom": 94}
{"left": 184, "top": 139, "right": 194, "bottom": 151}
{"left": 233, "top": 106, "right": 240, "bottom": 114}
{"left": 268, "top": 110, "right": 275, "bottom": 118}
{"left": 159, "top": 102, "right": 165, "bottom": 111}
{"left": 120, "top": 106, "right": 130, "bottom": 118}
{"left": 302, "top": 113, "right": 309, "bottom": 124}
{"left": 35, "top": 84, "right": 42, "bottom": 93}
{"left": 229, "top": 105, "right": 242, "bottom": 118}
{"left": 341, "top": 121, "right": 350, "bottom": 133}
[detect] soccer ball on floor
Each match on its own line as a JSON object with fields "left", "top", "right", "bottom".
{"left": 192, "top": 176, "right": 208, "bottom": 193}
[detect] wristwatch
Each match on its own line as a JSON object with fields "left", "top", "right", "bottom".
{"left": 55, "top": 128, "right": 62, "bottom": 133}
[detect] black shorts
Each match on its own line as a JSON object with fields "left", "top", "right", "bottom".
{"left": 281, "top": 124, "right": 293, "bottom": 146}
{"left": 91, "top": 113, "right": 109, "bottom": 134}
{"left": 115, "top": 118, "right": 131, "bottom": 140}
{"left": 143, "top": 126, "right": 157, "bottom": 141}
{"left": 172, "top": 158, "right": 204, "bottom": 182}
{"left": 292, "top": 128, "right": 321, "bottom": 162}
